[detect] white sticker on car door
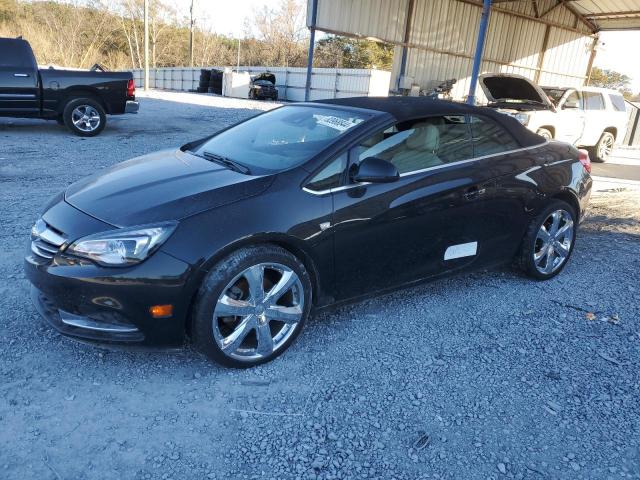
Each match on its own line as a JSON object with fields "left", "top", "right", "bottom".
{"left": 444, "top": 242, "right": 478, "bottom": 260}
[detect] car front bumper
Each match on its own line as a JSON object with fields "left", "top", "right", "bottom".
{"left": 24, "top": 200, "right": 195, "bottom": 347}
{"left": 25, "top": 249, "right": 194, "bottom": 347}
{"left": 125, "top": 100, "right": 139, "bottom": 113}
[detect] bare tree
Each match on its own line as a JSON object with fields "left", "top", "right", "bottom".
{"left": 251, "top": 0, "right": 308, "bottom": 67}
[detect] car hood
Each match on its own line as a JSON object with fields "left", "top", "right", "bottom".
{"left": 479, "top": 73, "right": 554, "bottom": 109}
{"left": 251, "top": 72, "right": 276, "bottom": 84}
{"left": 64, "top": 149, "right": 274, "bottom": 227}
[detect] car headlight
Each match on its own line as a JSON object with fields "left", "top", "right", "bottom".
{"left": 65, "top": 222, "right": 177, "bottom": 266}
{"left": 514, "top": 113, "right": 530, "bottom": 126}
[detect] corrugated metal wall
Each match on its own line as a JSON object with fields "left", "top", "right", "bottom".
{"left": 312, "top": 0, "right": 596, "bottom": 102}
{"left": 132, "top": 67, "right": 391, "bottom": 101}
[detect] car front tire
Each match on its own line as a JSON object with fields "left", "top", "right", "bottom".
{"left": 63, "top": 97, "right": 106, "bottom": 137}
{"left": 191, "top": 245, "right": 312, "bottom": 368}
{"left": 536, "top": 128, "right": 553, "bottom": 140}
{"left": 517, "top": 200, "right": 577, "bottom": 280}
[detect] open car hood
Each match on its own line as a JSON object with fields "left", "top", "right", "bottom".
{"left": 479, "top": 73, "right": 554, "bottom": 109}
{"left": 251, "top": 72, "right": 276, "bottom": 84}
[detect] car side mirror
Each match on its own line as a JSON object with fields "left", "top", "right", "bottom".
{"left": 351, "top": 157, "right": 399, "bottom": 183}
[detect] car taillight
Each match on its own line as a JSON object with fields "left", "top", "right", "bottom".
{"left": 127, "top": 78, "right": 135, "bottom": 98}
{"left": 578, "top": 148, "right": 591, "bottom": 174}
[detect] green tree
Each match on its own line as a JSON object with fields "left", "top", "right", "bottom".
{"left": 315, "top": 35, "right": 393, "bottom": 70}
{"left": 589, "top": 67, "right": 633, "bottom": 99}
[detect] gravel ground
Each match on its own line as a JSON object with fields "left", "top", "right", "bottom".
{"left": 1, "top": 91, "right": 639, "bottom": 480}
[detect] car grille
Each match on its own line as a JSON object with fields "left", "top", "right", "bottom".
{"left": 31, "top": 219, "right": 66, "bottom": 260}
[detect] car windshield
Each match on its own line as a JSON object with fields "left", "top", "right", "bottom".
{"left": 542, "top": 88, "right": 567, "bottom": 106}
{"left": 191, "top": 106, "right": 368, "bottom": 174}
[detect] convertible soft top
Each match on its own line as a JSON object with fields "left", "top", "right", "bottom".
{"left": 316, "top": 96, "right": 545, "bottom": 148}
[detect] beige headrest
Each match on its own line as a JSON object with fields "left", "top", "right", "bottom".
{"left": 405, "top": 123, "right": 440, "bottom": 152}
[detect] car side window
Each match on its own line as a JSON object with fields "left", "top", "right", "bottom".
{"left": 564, "top": 91, "right": 582, "bottom": 109}
{"left": 355, "top": 116, "right": 473, "bottom": 175}
{"left": 305, "top": 152, "right": 348, "bottom": 192}
{"left": 583, "top": 92, "right": 605, "bottom": 110}
{"left": 609, "top": 94, "right": 626, "bottom": 112}
{"left": 469, "top": 115, "right": 520, "bottom": 157}
{"left": 0, "top": 40, "right": 35, "bottom": 68}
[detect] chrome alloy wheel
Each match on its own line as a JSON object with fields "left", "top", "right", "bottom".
{"left": 533, "top": 209, "right": 574, "bottom": 275}
{"left": 212, "top": 263, "right": 305, "bottom": 361}
{"left": 598, "top": 134, "right": 614, "bottom": 160}
{"left": 71, "top": 105, "right": 101, "bottom": 132}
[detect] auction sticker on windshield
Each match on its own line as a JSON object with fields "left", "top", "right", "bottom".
{"left": 314, "top": 114, "right": 364, "bottom": 132}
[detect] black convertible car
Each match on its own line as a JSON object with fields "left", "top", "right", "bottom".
{"left": 25, "top": 97, "right": 592, "bottom": 367}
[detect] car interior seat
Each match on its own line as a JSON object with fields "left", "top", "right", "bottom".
{"left": 390, "top": 123, "right": 443, "bottom": 173}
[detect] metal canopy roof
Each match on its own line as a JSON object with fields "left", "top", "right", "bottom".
{"left": 569, "top": 0, "right": 640, "bottom": 30}
{"left": 495, "top": 1, "right": 640, "bottom": 31}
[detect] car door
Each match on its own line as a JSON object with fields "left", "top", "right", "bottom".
{"left": 556, "top": 90, "right": 585, "bottom": 144}
{"left": 467, "top": 115, "right": 541, "bottom": 265}
{"left": 607, "top": 93, "right": 629, "bottom": 141}
{"left": 330, "top": 115, "right": 499, "bottom": 301}
{"left": 0, "top": 39, "right": 39, "bottom": 113}
{"left": 579, "top": 91, "right": 607, "bottom": 146}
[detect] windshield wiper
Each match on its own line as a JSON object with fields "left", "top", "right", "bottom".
{"left": 202, "top": 151, "right": 251, "bottom": 174}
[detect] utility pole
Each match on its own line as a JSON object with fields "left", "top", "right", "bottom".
{"left": 144, "top": 0, "right": 149, "bottom": 91}
{"left": 236, "top": 38, "right": 241, "bottom": 72}
{"left": 189, "top": 0, "right": 195, "bottom": 67}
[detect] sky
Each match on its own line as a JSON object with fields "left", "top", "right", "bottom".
{"left": 167, "top": 1, "right": 640, "bottom": 92}
{"left": 178, "top": 0, "right": 274, "bottom": 38}
{"left": 593, "top": 31, "right": 640, "bottom": 93}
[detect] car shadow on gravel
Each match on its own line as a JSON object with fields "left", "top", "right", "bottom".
{"left": 0, "top": 118, "right": 68, "bottom": 135}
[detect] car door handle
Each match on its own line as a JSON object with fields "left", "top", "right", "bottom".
{"left": 13, "top": 73, "right": 29, "bottom": 77}
{"left": 464, "top": 187, "right": 486, "bottom": 200}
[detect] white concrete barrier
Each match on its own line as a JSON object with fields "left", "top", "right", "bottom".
{"left": 132, "top": 67, "right": 391, "bottom": 101}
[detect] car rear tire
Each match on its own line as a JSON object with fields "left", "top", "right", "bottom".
{"left": 590, "top": 131, "right": 615, "bottom": 163}
{"left": 517, "top": 200, "right": 577, "bottom": 280}
{"left": 63, "top": 97, "right": 106, "bottom": 137}
{"left": 536, "top": 128, "right": 553, "bottom": 140}
{"left": 191, "top": 245, "right": 312, "bottom": 368}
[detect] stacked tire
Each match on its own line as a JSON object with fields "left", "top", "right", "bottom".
{"left": 208, "top": 69, "right": 223, "bottom": 95}
{"left": 197, "top": 69, "right": 211, "bottom": 93}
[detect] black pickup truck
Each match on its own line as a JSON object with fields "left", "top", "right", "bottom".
{"left": 0, "top": 37, "right": 139, "bottom": 136}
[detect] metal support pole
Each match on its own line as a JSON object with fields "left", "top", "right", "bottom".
{"left": 144, "top": 0, "right": 149, "bottom": 91}
{"left": 467, "top": 0, "right": 491, "bottom": 105}
{"left": 397, "top": 0, "right": 415, "bottom": 91}
{"left": 304, "top": 0, "right": 319, "bottom": 101}
{"left": 585, "top": 35, "right": 599, "bottom": 86}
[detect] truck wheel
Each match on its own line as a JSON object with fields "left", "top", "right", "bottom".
{"left": 536, "top": 128, "right": 553, "bottom": 140}
{"left": 590, "top": 131, "right": 615, "bottom": 163}
{"left": 63, "top": 98, "right": 106, "bottom": 137}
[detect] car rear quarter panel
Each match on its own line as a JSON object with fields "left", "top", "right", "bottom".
{"left": 523, "top": 141, "right": 591, "bottom": 219}
{"left": 39, "top": 69, "right": 133, "bottom": 115}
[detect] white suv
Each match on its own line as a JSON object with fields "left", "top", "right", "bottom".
{"left": 480, "top": 73, "right": 628, "bottom": 162}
